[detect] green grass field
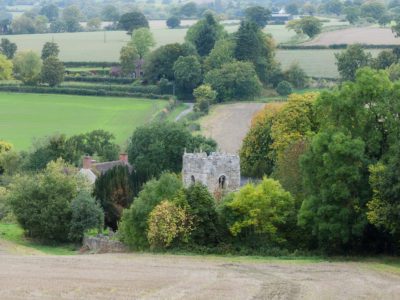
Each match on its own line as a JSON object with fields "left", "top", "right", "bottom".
{"left": 0, "top": 93, "right": 168, "bottom": 150}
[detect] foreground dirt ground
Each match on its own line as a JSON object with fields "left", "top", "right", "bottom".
{"left": 200, "top": 103, "right": 265, "bottom": 154}
{"left": 1, "top": 245, "right": 400, "bottom": 300}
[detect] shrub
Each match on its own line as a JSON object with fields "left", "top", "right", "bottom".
{"left": 284, "top": 63, "right": 308, "bottom": 88}
{"left": 193, "top": 84, "right": 217, "bottom": 113}
{"left": 0, "top": 187, "right": 13, "bottom": 222}
{"left": 166, "top": 16, "right": 181, "bottom": 29}
{"left": 68, "top": 190, "right": 104, "bottom": 242}
{"left": 147, "top": 200, "right": 192, "bottom": 249}
{"left": 13, "top": 51, "right": 42, "bottom": 85}
{"left": 119, "top": 173, "right": 183, "bottom": 250}
{"left": 185, "top": 183, "right": 220, "bottom": 246}
{"left": 276, "top": 81, "right": 293, "bottom": 96}
{"left": 221, "top": 177, "right": 295, "bottom": 247}
{"left": 8, "top": 159, "right": 85, "bottom": 242}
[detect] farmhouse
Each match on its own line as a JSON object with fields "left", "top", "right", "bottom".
{"left": 79, "top": 153, "right": 133, "bottom": 184}
{"left": 182, "top": 151, "right": 240, "bottom": 194}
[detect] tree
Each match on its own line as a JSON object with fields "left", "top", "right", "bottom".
{"left": 119, "top": 45, "right": 139, "bottom": 76}
{"left": 101, "top": 5, "right": 120, "bottom": 22}
{"left": 0, "top": 54, "right": 12, "bottom": 80}
{"left": 0, "top": 38, "right": 17, "bottom": 59}
{"left": 285, "top": 3, "right": 299, "bottom": 15}
{"left": 234, "top": 21, "right": 277, "bottom": 83}
{"left": 119, "top": 173, "right": 183, "bottom": 249}
{"left": 41, "top": 56, "right": 64, "bottom": 87}
{"left": 40, "top": 4, "right": 59, "bottom": 21}
{"left": 34, "top": 16, "right": 48, "bottom": 34}
{"left": 223, "top": 178, "right": 294, "bottom": 246}
{"left": 130, "top": 27, "right": 155, "bottom": 59}
{"left": 299, "top": 68, "right": 399, "bottom": 252}
{"left": 69, "top": 190, "right": 104, "bottom": 242}
{"left": 8, "top": 159, "right": 86, "bottom": 242}
{"left": 13, "top": 51, "right": 42, "bottom": 85}
{"left": 144, "top": 43, "right": 196, "bottom": 82}
{"left": 324, "top": 0, "right": 343, "bottom": 15}
{"left": 244, "top": 6, "right": 271, "bottom": 28}
{"left": 361, "top": 1, "right": 385, "bottom": 20}
{"left": 372, "top": 50, "right": 397, "bottom": 69}
{"left": 0, "top": 140, "right": 13, "bottom": 175}
{"left": 93, "top": 165, "right": 134, "bottom": 230}
{"left": 147, "top": 200, "right": 192, "bottom": 249}
{"left": 276, "top": 81, "right": 293, "bottom": 96}
{"left": 270, "top": 93, "right": 318, "bottom": 160}
{"left": 303, "top": 3, "right": 316, "bottom": 15}
{"left": 205, "top": 61, "right": 262, "bottom": 102}
{"left": 127, "top": 122, "right": 216, "bottom": 187}
{"left": 378, "top": 14, "right": 391, "bottom": 27}
{"left": 185, "top": 12, "right": 225, "bottom": 57}
{"left": 184, "top": 183, "right": 220, "bottom": 246}
{"left": 173, "top": 55, "right": 202, "bottom": 98}
{"left": 286, "top": 16, "right": 322, "bottom": 38}
{"left": 167, "top": 16, "right": 181, "bottom": 28}
{"left": 11, "top": 15, "right": 36, "bottom": 34}
{"left": 284, "top": 63, "right": 308, "bottom": 88}
{"left": 118, "top": 12, "right": 149, "bottom": 34}
{"left": 87, "top": 18, "right": 102, "bottom": 31}
{"left": 335, "top": 44, "right": 372, "bottom": 81}
{"left": 240, "top": 104, "right": 284, "bottom": 178}
{"left": 180, "top": 2, "right": 198, "bottom": 17}
{"left": 49, "top": 20, "right": 67, "bottom": 33}
{"left": 193, "top": 84, "right": 217, "bottom": 113}
{"left": 345, "top": 7, "right": 360, "bottom": 24}
{"left": 41, "top": 42, "right": 60, "bottom": 60}
{"left": 204, "top": 38, "right": 235, "bottom": 72}
{"left": 62, "top": 5, "right": 82, "bottom": 32}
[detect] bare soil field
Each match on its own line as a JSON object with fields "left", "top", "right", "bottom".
{"left": 200, "top": 103, "right": 265, "bottom": 154}
{"left": 0, "top": 245, "right": 399, "bottom": 299}
{"left": 304, "top": 27, "right": 400, "bottom": 46}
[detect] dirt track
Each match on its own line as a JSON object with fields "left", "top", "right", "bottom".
{"left": 200, "top": 103, "right": 265, "bottom": 154}
{"left": 1, "top": 246, "right": 400, "bottom": 300}
{"left": 304, "top": 27, "right": 400, "bottom": 46}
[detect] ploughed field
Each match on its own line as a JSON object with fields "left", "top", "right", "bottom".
{"left": 0, "top": 247, "right": 399, "bottom": 299}
{"left": 304, "top": 27, "right": 400, "bottom": 46}
{"left": 0, "top": 93, "right": 168, "bottom": 150}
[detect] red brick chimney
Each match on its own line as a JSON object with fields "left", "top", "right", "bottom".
{"left": 119, "top": 153, "right": 128, "bottom": 163}
{"left": 83, "top": 156, "right": 92, "bottom": 169}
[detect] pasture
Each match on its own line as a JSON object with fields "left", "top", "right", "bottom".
{"left": 0, "top": 93, "right": 168, "bottom": 150}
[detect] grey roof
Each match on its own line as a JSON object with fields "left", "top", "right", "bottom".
{"left": 92, "top": 161, "right": 134, "bottom": 175}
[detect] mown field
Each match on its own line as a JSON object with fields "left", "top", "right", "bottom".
{"left": 0, "top": 93, "right": 168, "bottom": 150}
{"left": 0, "top": 19, "right": 353, "bottom": 78}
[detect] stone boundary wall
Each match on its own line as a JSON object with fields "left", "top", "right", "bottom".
{"left": 82, "top": 235, "right": 128, "bottom": 253}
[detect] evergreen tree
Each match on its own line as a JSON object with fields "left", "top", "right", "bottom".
{"left": 93, "top": 165, "right": 134, "bottom": 230}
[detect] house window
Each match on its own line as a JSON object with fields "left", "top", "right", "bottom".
{"left": 218, "top": 175, "right": 226, "bottom": 189}
{"left": 191, "top": 175, "right": 196, "bottom": 184}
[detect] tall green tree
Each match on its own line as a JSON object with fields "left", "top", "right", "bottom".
{"left": 41, "top": 56, "right": 64, "bottom": 87}
{"left": 173, "top": 55, "right": 202, "bottom": 98}
{"left": 234, "top": 21, "right": 277, "bottom": 84}
{"left": 335, "top": 44, "right": 371, "bottom": 81}
{"left": 244, "top": 6, "right": 271, "bottom": 28}
{"left": 13, "top": 51, "right": 42, "bottom": 85}
{"left": 62, "top": 5, "right": 82, "bottom": 32}
{"left": 0, "top": 53, "right": 12, "bottom": 80}
{"left": 185, "top": 12, "right": 226, "bottom": 57}
{"left": 93, "top": 165, "right": 134, "bottom": 230}
{"left": 118, "top": 11, "right": 149, "bottom": 34}
{"left": 0, "top": 38, "right": 17, "bottom": 59}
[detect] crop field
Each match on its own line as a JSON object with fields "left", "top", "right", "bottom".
{"left": 304, "top": 27, "right": 400, "bottom": 46}
{"left": 277, "top": 48, "right": 383, "bottom": 78}
{"left": 0, "top": 93, "right": 168, "bottom": 150}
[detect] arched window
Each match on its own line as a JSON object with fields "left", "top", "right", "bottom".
{"left": 191, "top": 175, "right": 196, "bottom": 184}
{"left": 218, "top": 175, "right": 226, "bottom": 189}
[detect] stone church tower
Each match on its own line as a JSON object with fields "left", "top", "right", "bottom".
{"left": 182, "top": 152, "right": 240, "bottom": 194}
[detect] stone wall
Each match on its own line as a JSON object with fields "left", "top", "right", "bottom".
{"left": 182, "top": 152, "right": 240, "bottom": 193}
{"left": 82, "top": 235, "right": 128, "bottom": 253}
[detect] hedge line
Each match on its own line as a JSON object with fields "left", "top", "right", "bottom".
{"left": 64, "top": 76, "right": 134, "bottom": 84}
{"left": 0, "top": 85, "right": 170, "bottom": 99}
{"left": 63, "top": 61, "right": 119, "bottom": 68}
{"left": 278, "top": 44, "right": 400, "bottom": 50}
{"left": 61, "top": 83, "right": 161, "bottom": 94}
